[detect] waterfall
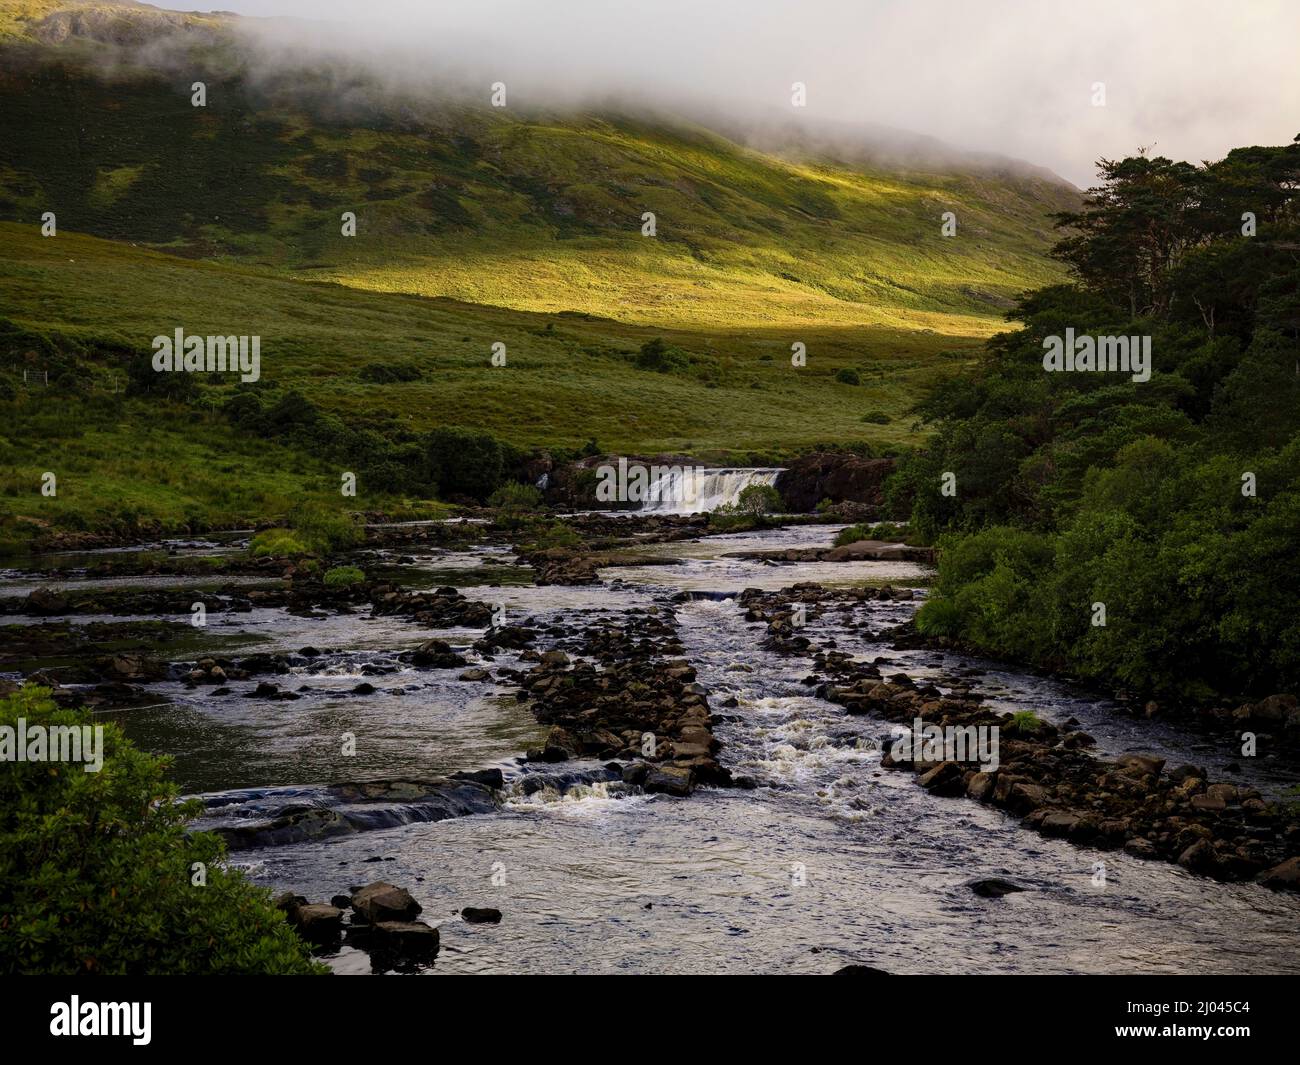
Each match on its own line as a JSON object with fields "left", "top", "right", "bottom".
{"left": 639, "top": 467, "right": 785, "bottom": 514}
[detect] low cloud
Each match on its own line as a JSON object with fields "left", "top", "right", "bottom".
{"left": 166, "top": 0, "right": 1300, "bottom": 186}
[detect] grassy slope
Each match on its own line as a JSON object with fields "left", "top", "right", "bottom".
{"left": 0, "top": 2, "right": 1077, "bottom": 536}
{"left": 0, "top": 53, "right": 1072, "bottom": 333}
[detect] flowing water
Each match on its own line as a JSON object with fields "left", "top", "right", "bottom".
{"left": 5, "top": 523, "right": 1299, "bottom": 974}
{"left": 638, "top": 466, "right": 785, "bottom": 514}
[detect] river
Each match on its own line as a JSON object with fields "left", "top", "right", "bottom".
{"left": 4, "top": 522, "right": 1298, "bottom": 974}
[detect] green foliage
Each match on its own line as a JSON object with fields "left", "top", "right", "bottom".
{"left": 488, "top": 481, "right": 543, "bottom": 510}
{"left": 635, "top": 337, "right": 690, "bottom": 374}
{"left": 517, "top": 518, "right": 583, "bottom": 552}
{"left": 706, "top": 507, "right": 759, "bottom": 532}
{"left": 249, "top": 529, "right": 310, "bottom": 558}
{"left": 293, "top": 504, "right": 362, "bottom": 554}
{"left": 914, "top": 596, "right": 961, "bottom": 636}
{"left": 322, "top": 564, "right": 365, "bottom": 587}
{"left": 735, "top": 483, "right": 782, "bottom": 516}
{"left": 0, "top": 687, "right": 326, "bottom": 975}
{"left": 834, "top": 521, "right": 907, "bottom": 546}
{"left": 835, "top": 367, "right": 861, "bottom": 385}
{"left": 250, "top": 506, "right": 360, "bottom": 558}
{"left": 861, "top": 410, "right": 891, "bottom": 424}
{"left": 892, "top": 136, "right": 1300, "bottom": 697}
{"left": 1008, "top": 710, "right": 1045, "bottom": 734}
{"left": 426, "top": 427, "right": 504, "bottom": 502}
{"left": 358, "top": 361, "right": 422, "bottom": 384}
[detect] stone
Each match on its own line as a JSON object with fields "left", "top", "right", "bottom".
{"left": 968, "top": 878, "right": 1025, "bottom": 898}
{"left": 1177, "top": 839, "right": 1220, "bottom": 875}
{"left": 1116, "top": 754, "right": 1165, "bottom": 778}
{"left": 351, "top": 881, "right": 422, "bottom": 923}
{"left": 371, "top": 920, "right": 440, "bottom": 956}
{"left": 1258, "top": 857, "right": 1300, "bottom": 890}
{"left": 291, "top": 903, "right": 343, "bottom": 942}
{"left": 643, "top": 765, "right": 694, "bottom": 797}
{"left": 461, "top": 907, "right": 502, "bottom": 924}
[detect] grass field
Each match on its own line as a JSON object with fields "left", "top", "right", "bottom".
{"left": 0, "top": 2, "right": 1076, "bottom": 542}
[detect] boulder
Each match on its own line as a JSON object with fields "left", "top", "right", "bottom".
{"left": 917, "top": 760, "right": 965, "bottom": 797}
{"left": 776, "top": 453, "right": 896, "bottom": 512}
{"left": 461, "top": 907, "right": 502, "bottom": 924}
{"left": 1116, "top": 754, "right": 1165, "bottom": 778}
{"left": 1258, "top": 856, "right": 1300, "bottom": 891}
{"left": 1177, "top": 839, "right": 1220, "bottom": 875}
{"left": 371, "top": 920, "right": 440, "bottom": 957}
{"left": 643, "top": 765, "right": 694, "bottom": 797}
{"left": 291, "top": 903, "right": 344, "bottom": 942}
{"left": 351, "top": 882, "right": 422, "bottom": 923}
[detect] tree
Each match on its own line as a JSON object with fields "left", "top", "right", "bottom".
{"left": 0, "top": 688, "right": 325, "bottom": 975}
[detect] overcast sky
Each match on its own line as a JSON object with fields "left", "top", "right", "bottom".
{"left": 171, "top": 0, "right": 1300, "bottom": 187}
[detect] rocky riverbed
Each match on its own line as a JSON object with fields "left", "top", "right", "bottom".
{"left": 4, "top": 518, "right": 1300, "bottom": 974}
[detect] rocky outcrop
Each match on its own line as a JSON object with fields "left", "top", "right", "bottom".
{"left": 214, "top": 778, "right": 501, "bottom": 850}
{"left": 506, "top": 607, "right": 729, "bottom": 795}
{"left": 776, "top": 453, "right": 895, "bottom": 512}
{"left": 372, "top": 585, "right": 495, "bottom": 627}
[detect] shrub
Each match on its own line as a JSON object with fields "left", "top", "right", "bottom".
{"left": 1008, "top": 710, "right": 1045, "bottom": 734}
{"left": 126, "top": 352, "right": 196, "bottom": 401}
{"left": 835, "top": 368, "right": 861, "bottom": 386}
{"left": 914, "top": 596, "right": 961, "bottom": 636}
{"left": 249, "top": 528, "right": 310, "bottom": 558}
{"left": 249, "top": 506, "right": 360, "bottom": 558}
{"left": 488, "top": 482, "right": 543, "bottom": 510}
{"left": 706, "top": 505, "right": 756, "bottom": 532}
{"left": 0, "top": 688, "right": 326, "bottom": 975}
{"left": 635, "top": 337, "right": 688, "bottom": 373}
{"left": 294, "top": 505, "right": 362, "bottom": 554}
{"left": 833, "top": 521, "right": 906, "bottom": 546}
{"left": 861, "top": 410, "right": 891, "bottom": 424}
{"left": 427, "top": 427, "right": 504, "bottom": 501}
{"left": 735, "top": 484, "right": 782, "bottom": 516}
{"left": 322, "top": 565, "right": 365, "bottom": 587}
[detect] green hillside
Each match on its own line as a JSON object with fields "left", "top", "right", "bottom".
{"left": 0, "top": 0, "right": 1078, "bottom": 544}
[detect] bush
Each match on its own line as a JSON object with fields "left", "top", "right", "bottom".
{"left": 322, "top": 565, "right": 365, "bottom": 587}
{"left": 735, "top": 483, "right": 782, "bottom": 516}
{"left": 250, "top": 506, "right": 361, "bottom": 558}
{"left": 835, "top": 368, "right": 861, "bottom": 386}
{"left": 249, "top": 528, "right": 310, "bottom": 558}
{"left": 1008, "top": 710, "right": 1045, "bottom": 734}
{"left": 294, "top": 505, "right": 362, "bottom": 554}
{"left": 635, "top": 337, "right": 689, "bottom": 373}
{"left": 914, "top": 596, "right": 961, "bottom": 636}
{"left": 488, "top": 482, "right": 543, "bottom": 510}
{"left": 833, "top": 521, "right": 908, "bottom": 546}
{"left": 427, "top": 427, "right": 504, "bottom": 501}
{"left": 0, "top": 688, "right": 325, "bottom": 975}
{"left": 706, "top": 506, "right": 757, "bottom": 532}
{"left": 126, "top": 352, "right": 197, "bottom": 401}
{"left": 861, "top": 410, "right": 891, "bottom": 424}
